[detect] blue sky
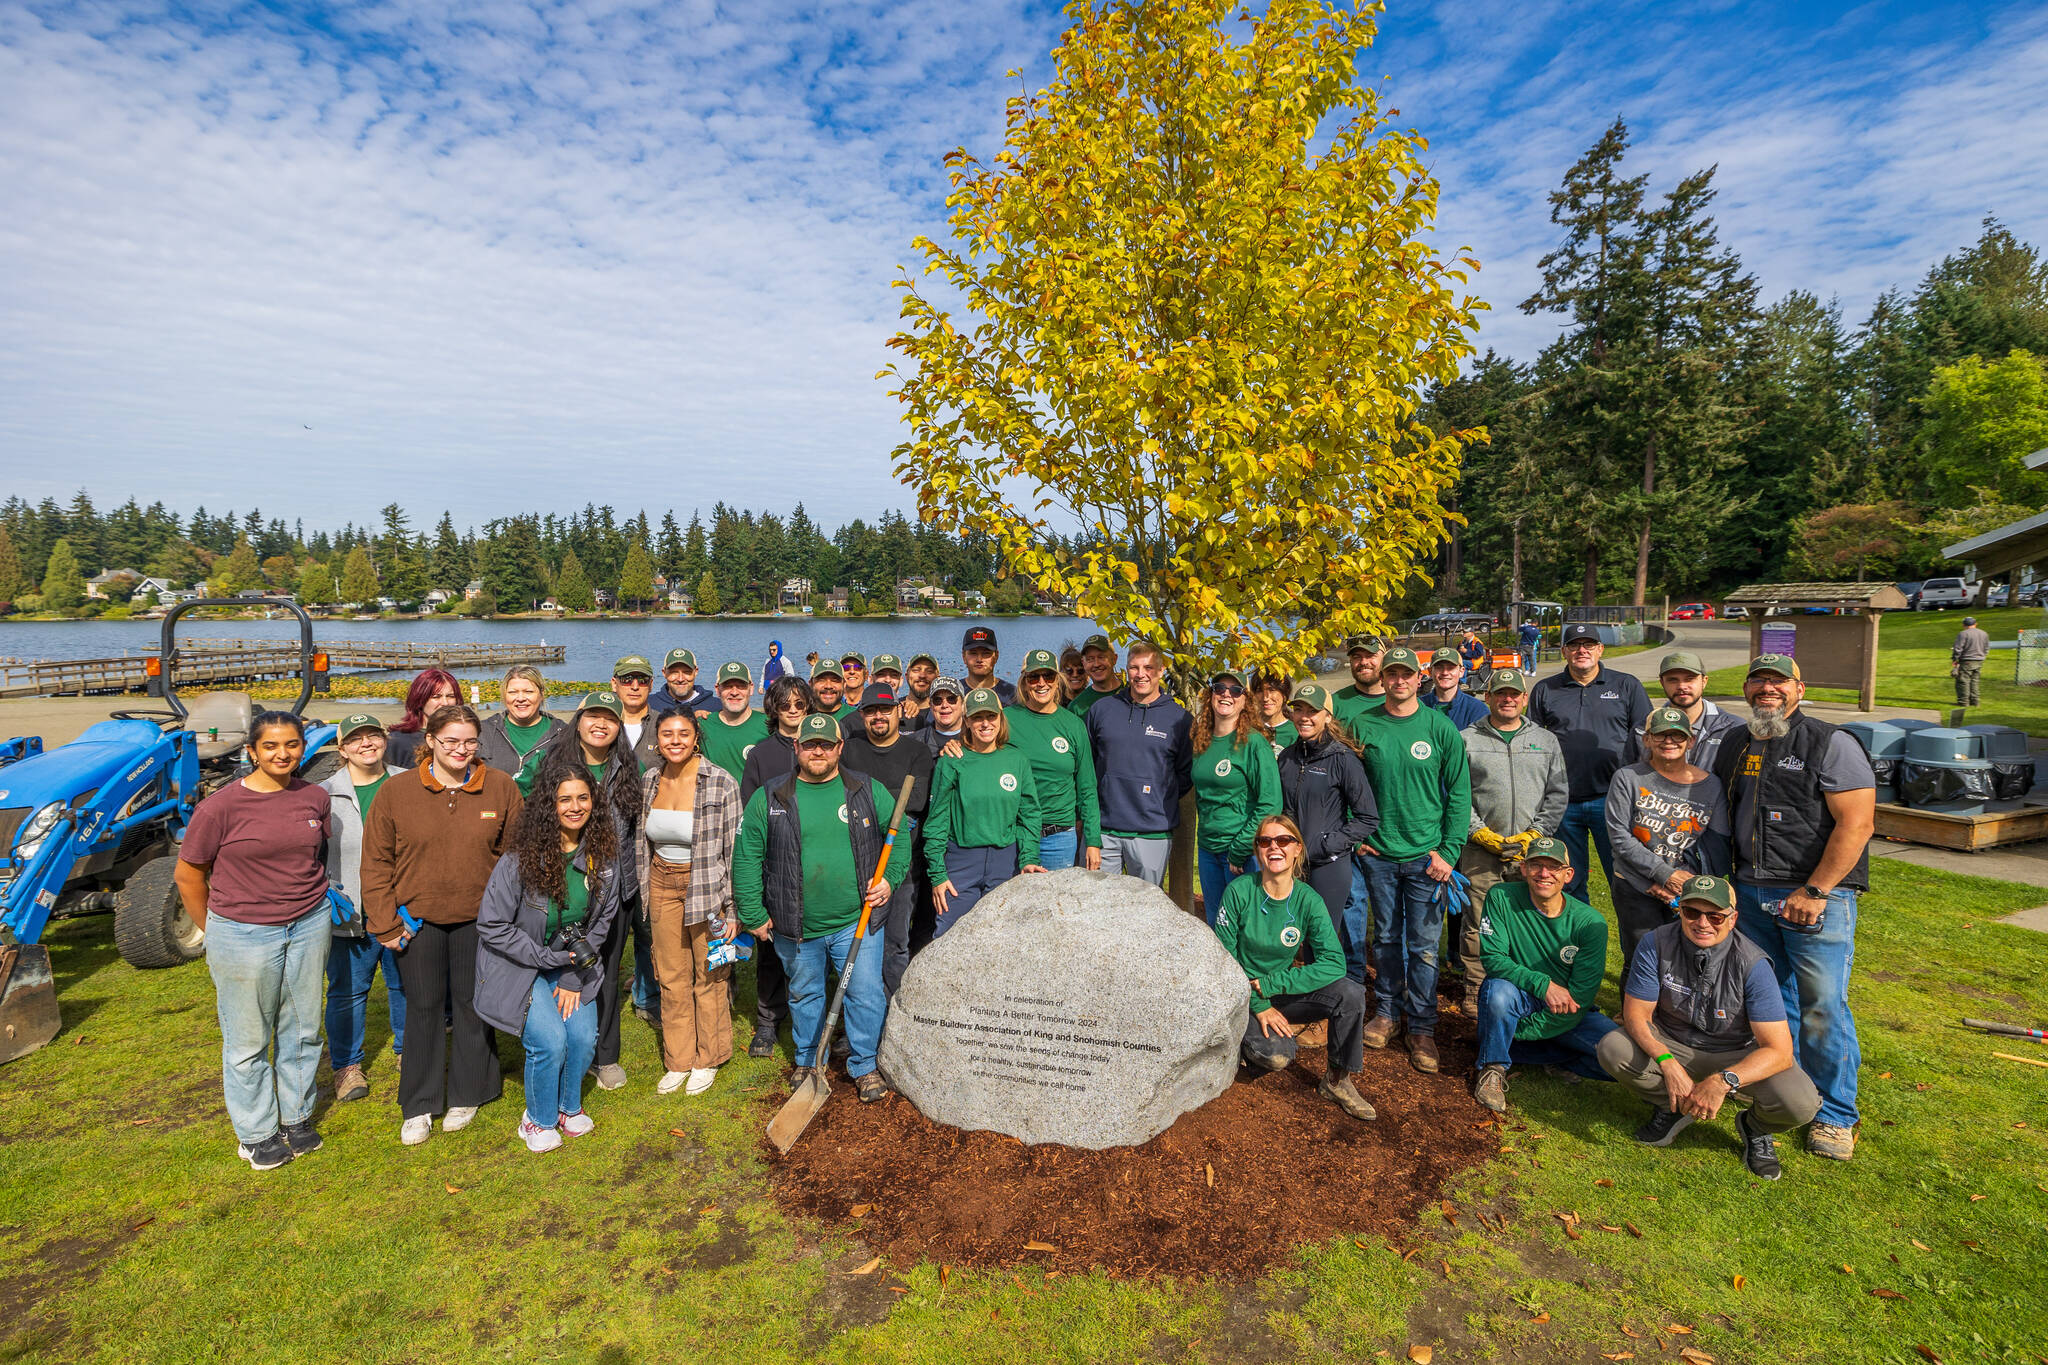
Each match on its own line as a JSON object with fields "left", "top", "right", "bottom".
{"left": 2, "top": 0, "right": 2044, "bottom": 530}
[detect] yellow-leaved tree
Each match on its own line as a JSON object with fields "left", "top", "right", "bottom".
{"left": 886, "top": 0, "right": 1482, "bottom": 686}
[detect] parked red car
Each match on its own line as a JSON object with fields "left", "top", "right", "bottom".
{"left": 1670, "top": 602, "right": 1717, "bottom": 620}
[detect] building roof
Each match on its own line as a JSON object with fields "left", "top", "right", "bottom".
{"left": 1724, "top": 582, "right": 1910, "bottom": 608}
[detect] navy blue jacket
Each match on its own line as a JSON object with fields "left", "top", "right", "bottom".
{"left": 1084, "top": 688, "right": 1193, "bottom": 836}
{"left": 1423, "top": 687, "right": 1488, "bottom": 730}
{"left": 650, "top": 683, "right": 717, "bottom": 716}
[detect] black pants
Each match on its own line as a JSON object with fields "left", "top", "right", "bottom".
{"left": 879, "top": 872, "right": 920, "bottom": 996}
{"left": 1304, "top": 858, "right": 1351, "bottom": 949}
{"left": 593, "top": 892, "right": 639, "bottom": 1068}
{"left": 752, "top": 922, "right": 789, "bottom": 1036}
{"left": 1239, "top": 978, "right": 1370, "bottom": 1075}
{"left": 1611, "top": 881, "right": 1674, "bottom": 972}
{"left": 395, "top": 920, "right": 501, "bottom": 1120}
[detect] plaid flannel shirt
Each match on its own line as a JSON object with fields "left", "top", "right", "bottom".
{"left": 636, "top": 759, "right": 741, "bottom": 925}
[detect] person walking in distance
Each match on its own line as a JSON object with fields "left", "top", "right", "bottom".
{"left": 1951, "top": 616, "right": 1991, "bottom": 707}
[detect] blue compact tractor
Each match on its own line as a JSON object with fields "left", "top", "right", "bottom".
{"left": 0, "top": 600, "right": 337, "bottom": 1063}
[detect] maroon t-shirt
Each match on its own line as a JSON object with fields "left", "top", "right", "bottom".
{"left": 179, "top": 778, "right": 331, "bottom": 925}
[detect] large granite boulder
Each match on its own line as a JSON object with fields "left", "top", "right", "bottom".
{"left": 878, "top": 868, "right": 1249, "bottom": 1149}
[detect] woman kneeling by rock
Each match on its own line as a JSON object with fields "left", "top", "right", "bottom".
{"left": 1211, "top": 814, "right": 1377, "bottom": 1121}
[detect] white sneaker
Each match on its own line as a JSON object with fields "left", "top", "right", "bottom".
{"left": 560, "top": 1110, "right": 596, "bottom": 1137}
{"left": 685, "top": 1067, "right": 717, "bottom": 1096}
{"left": 657, "top": 1070, "right": 689, "bottom": 1095}
{"left": 400, "top": 1114, "right": 432, "bottom": 1146}
{"left": 518, "top": 1116, "right": 562, "bottom": 1153}
{"left": 441, "top": 1105, "right": 479, "bottom": 1132}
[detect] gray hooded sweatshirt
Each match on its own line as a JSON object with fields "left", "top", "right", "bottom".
{"left": 1460, "top": 717, "right": 1569, "bottom": 840}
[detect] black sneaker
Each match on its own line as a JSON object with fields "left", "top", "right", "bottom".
{"left": 748, "top": 1029, "right": 778, "bottom": 1060}
{"left": 1737, "top": 1108, "right": 1782, "bottom": 1180}
{"left": 280, "top": 1119, "right": 323, "bottom": 1156}
{"left": 237, "top": 1133, "right": 294, "bottom": 1171}
{"left": 1633, "top": 1108, "right": 1696, "bottom": 1147}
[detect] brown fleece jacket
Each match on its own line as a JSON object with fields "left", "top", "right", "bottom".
{"left": 361, "top": 762, "right": 523, "bottom": 937}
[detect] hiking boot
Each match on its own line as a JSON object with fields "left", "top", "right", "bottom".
{"left": 442, "top": 1105, "right": 478, "bottom": 1132}
{"left": 333, "top": 1064, "right": 369, "bottom": 1102}
{"left": 1318, "top": 1071, "right": 1378, "bottom": 1122}
{"left": 1294, "top": 1018, "right": 1329, "bottom": 1049}
{"left": 831, "top": 1032, "right": 852, "bottom": 1059}
{"left": 1633, "top": 1108, "right": 1696, "bottom": 1148}
{"left": 633, "top": 1005, "right": 659, "bottom": 1025}
{"left": 1807, "top": 1121, "right": 1857, "bottom": 1162}
{"left": 519, "top": 1115, "right": 562, "bottom": 1153}
{"left": 560, "top": 1110, "right": 596, "bottom": 1137}
{"left": 237, "top": 1133, "right": 294, "bottom": 1171}
{"left": 1738, "top": 1108, "right": 1782, "bottom": 1181}
{"left": 1473, "top": 1064, "right": 1509, "bottom": 1113}
{"left": 399, "top": 1114, "right": 433, "bottom": 1146}
{"left": 748, "top": 1030, "right": 778, "bottom": 1060}
{"left": 1407, "top": 1033, "right": 1440, "bottom": 1074}
{"left": 594, "top": 1063, "right": 627, "bottom": 1091}
{"left": 1360, "top": 1015, "right": 1398, "bottom": 1050}
{"left": 787, "top": 1066, "right": 816, "bottom": 1089}
{"left": 855, "top": 1072, "right": 889, "bottom": 1103}
{"left": 280, "top": 1118, "right": 323, "bottom": 1156}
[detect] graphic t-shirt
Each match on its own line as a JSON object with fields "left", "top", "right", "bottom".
{"left": 179, "top": 778, "right": 331, "bottom": 925}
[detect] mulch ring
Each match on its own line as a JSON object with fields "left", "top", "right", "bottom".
{"left": 765, "top": 1009, "right": 1501, "bottom": 1280}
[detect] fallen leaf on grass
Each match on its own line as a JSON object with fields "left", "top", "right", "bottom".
{"left": 699, "top": 1205, "right": 720, "bottom": 1216}
{"left": 1407, "top": 1346, "right": 1434, "bottom": 1364}
{"left": 1440, "top": 1199, "right": 1458, "bottom": 1226}
{"left": 1732, "top": 1274, "right": 1747, "bottom": 1290}
{"left": 940, "top": 1265, "right": 951, "bottom": 1287}
{"left": 1643, "top": 1195, "right": 1660, "bottom": 1203}
{"left": 1870, "top": 1289, "right": 1907, "bottom": 1301}
{"left": 1529, "top": 1312, "right": 1550, "bottom": 1323}
{"left": 129, "top": 1118, "right": 156, "bottom": 1126}
{"left": 1596, "top": 1178, "right": 1614, "bottom": 1187}
{"left": 444, "top": 1184, "right": 460, "bottom": 1194}
{"left": 1401, "top": 1248, "right": 1420, "bottom": 1262}
{"left": 1601, "top": 1354, "right": 1635, "bottom": 1361}
{"left": 1678, "top": 1349, "right": 1715, "bottom": 1365}
{"left": 668, "top": 1128, "right": 688, "bottom": 1137}
{"left": 851, "top": 1258, "right": 882, "bottom": 1276}
{"left": 1968, "top": 1194, "right": 1986, "bottom": 1202}
{"left": 889, "top": 1287, "right": 909, "bottom": 1295}
{"left": 850, "top": 1204, "right": 871, "bottom": 1217}
{"left": 1598, "top": 1224, "right": 1624, "bottom": 1234}
{"left": 1625, "top": 1222, "right": 1644, "bottom": 1239}
{"left": 1911, "top": 1239, "right": 1931, "bottom": 1251}
{"left": 130, "top": 1217, "right": 154, "bottom": 1231}
{"left": 1668, "top": 1324, "right": 1694, "bottom": 1335}
{"left": 1620, "top": 1325, "right": 1641, "bottom": 1339}
{"left": 1878, "top": 1071, "right": 1892, "bottom": 1078}
{"left": 1839, "top": 1264, "right": 1856, "bottom": 1274}
{"left": 1356, "top": 1239, "right": 1370, "bottom": 1250}
{"left": 1563, "top": 1224, "right": 1582, "bottom": 1241}
{"left": 1913, "top": 1347, "right": 1941, "bottom": 1364}
{"left": 1023, "top": 1241, "right": 1056, "bottom": 1253}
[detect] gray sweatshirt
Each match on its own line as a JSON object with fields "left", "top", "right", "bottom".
{"left": 1952, "top": 627, "right": 1991, "bottom": 663}
{"left": 1461, "top": 718, "right": 1568, "bottom": 839}
{"left": 1603, "top": 762, "right": 1731, "bottom": 896}
{"left": 322, "top": 764, "right": 409, "bottom": 937}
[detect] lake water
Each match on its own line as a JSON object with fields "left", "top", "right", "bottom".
{"left": 0, "top": 615, "right": 1100, "bottom": 688}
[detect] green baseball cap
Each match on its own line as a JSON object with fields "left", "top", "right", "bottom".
{"left": 1487, "top": 667, "right": 1529, "bottom": 694}
{"left": 612, "top": 655, "right": 654, "bottom": 679}
{"left": 715, "top": 661, "right": 751, "bottom": 685}
{"left": 663, "top": 648, "right": 698, "bottom": 670}
{"left": 1021, "top": 648, "right": 1060, "bottom": 676}
{"left": 581, "top": 690, "right": 624, "bottom": 719}
{"left": 1645, "top": 706, "right": 1694, "bottom": 737}
{"left": 810, "top": 659, "right": 843, "bottom": 681}
{"left": 796, "top": 713, "right": 842, "bottom": 744}
{"left": 337, "top": 712, "right": 386, "bottom": 741}
{"left": 1524, "top": 835, "right": 1572, "bottom": 866}
{"left": 1288, "top": 681, "right": 1333, "bottom": 712}
{"left": 1658, "top": 649, "right": 1707, "bottom": 677}
{"left": 871, "top": 653, "right": 904, "bottom": 674}
{"left": 1429, "top": 647, "right": 1460, "bottom": 666}
{"left": 1209, "top": 667, "right": 1249, "bottom": 689}
{"left": 908, "top": 651, "right": 939, "bottom": 668}
{"left": 964, "top": 687, "right": 1004, "bottom": 717}
{"left": 839, "top": 651, "right": 867, "bottom": 668}
{"left": 1678, "top": 874, "right": 1733, "bottom": 912}
{"left": 1081, "top": 633, "right": 1114, "bottom": 654}
{"left": 1381, "top": 646, "right": 1423, "bottom": 674}
{"left": 1747, "top": 653, "right": 1801, "bottom": 680}
{"left": 1345, "top": 633, "right": 1385, "bottom": 654}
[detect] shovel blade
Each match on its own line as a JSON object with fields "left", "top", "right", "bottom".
{"left": 0, "top": 944, "right": 62, "bottom": 1065}
{"left": 766, "top": 1071, "right": 832, "bottom": 1154}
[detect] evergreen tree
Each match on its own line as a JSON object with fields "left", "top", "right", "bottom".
{"left": 0, "top": 526, "right": 23, "bottom": 603}
{"left": 41, "top": 538, "right": 85, "bottom": 610}
{"left": 299, "top": 562, "right": 335, "bottom": 605}
{"left": 148, "top": 538, "right": 206, "bottom": 589}
{"left": 339, "top": 546, "right": 380, "bottom": 605}
{"left": 680, "top": 512, "right": 709, "bottom": 586}
{"left": 103, "top": 498, "right": 148, "bottom": 570}
{"left": 656, "top": 511, "right": 685, "bottom": 581}
{"left": 430, "top": 512, "right": 466, "bottom": 588}
{"left": 554, "top": 550, "right": 596, "bottom": 611}
{"left": 479, "top": 516, "right": 548, "bottom": 612}
{"left": 618, "top": 540, "right": 655, "bottom": 610}
{"left": 694, "top": 570, "right": 722, "bottom": 615}
{"left": 376, "top": 503, "right": 426, "bottom": 602}
{"left": 213, "top": 537, "right": 265, "bottom": 595}
{"left": 66, "top": 490, "right": 103, "bottom": 574}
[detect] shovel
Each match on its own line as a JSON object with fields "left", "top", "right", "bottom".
{"left": 0, "top": 942, "right": 62, "bottom": 1065}
{"left": 767, "top": 773, "right": 916, "bottom": 1155}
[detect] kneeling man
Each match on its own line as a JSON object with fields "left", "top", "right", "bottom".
{"left": 1597, "top": 875, "right": 1821, "bottom": 1180}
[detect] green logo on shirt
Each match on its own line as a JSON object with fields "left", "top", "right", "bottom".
{"left": 1279, "top": 924, "right": 1302, "bottom": 948}
{"left": 999, "top": 773, "right": 1019, "bottom": 792}
{"left": 1051, "top": 736, "right": 1070, "bottom": 754}
{"left": 1214, "top": 758, "right": 1232, "bottom": 777}
{"left": 837, "top": 804, "right": 849, "bottom": 824}
{"left": 1410, "top": 740, "right": 1433, "bottom": 761}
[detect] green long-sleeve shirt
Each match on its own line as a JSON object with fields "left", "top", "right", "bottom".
{"left": 733, "top": 775, "right": 905, "bottom": 939}
{"left": 1192, "top": 730, "right": 1281, "bottom": 862}
{"left": 1211, "top": 875, "right": 1345, "bottom": 1013}
{"left": 1353, "top": 704, "right": 1470, "bottom": 862}
{"left": 1475, "top": 881, "right": 1608, "bottom": 1041}
{"left": 922, "top": 745, "right": 1041, "bottom": 882}
{"left": 1003, "top": 705, "right": 1102, "bottom": 850}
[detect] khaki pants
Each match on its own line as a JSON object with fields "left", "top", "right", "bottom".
{"left": 1955, "top": 662, "right": 1982, "bottom": 706}
{"left": 1453, "top": 843, "right": 1516, "bottom": 1003}
{"left": 647, "top": 857, "right": 734, "bottom": 1073}
{"left": 1597, "top": 1031, "right": 1821, "bottom": 1134}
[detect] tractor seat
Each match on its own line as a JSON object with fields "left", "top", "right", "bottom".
{"left": 185, "top": 691, "right": 254, "bottom": 761}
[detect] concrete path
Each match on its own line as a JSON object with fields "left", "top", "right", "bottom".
{"left": 1603, "top": 619, "right": 1942, "bottom": 724}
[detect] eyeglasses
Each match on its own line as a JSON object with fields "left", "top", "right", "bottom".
{"left": 797, "top": 740, "right": 838, "bottom": 752}
{"left": 1253, "top": 834, "right": 1300, "bottom": 849}
{"left": 433, "top": 738, "right": 479, "bottom": 752}
{"left": 1677, "top": 906, "right": 1732, "bottom": 925}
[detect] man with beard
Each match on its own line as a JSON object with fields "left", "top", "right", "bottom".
{"left": 1655, "top": 650, "right": 1744, "bottom": 771}
{"left": 1711, "top": 655, "right": 1875, "bottom": 1164}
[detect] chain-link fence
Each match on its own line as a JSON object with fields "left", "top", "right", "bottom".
{"left": 2016, "top": 630, "right": 2048, "bottom": 685}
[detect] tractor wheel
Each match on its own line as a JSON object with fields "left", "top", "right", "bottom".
{"left": 115, "top": 855, "right": 205, "bottom": 968}
{"left": 299, "top": 749, "right": 343, "bottom": 784}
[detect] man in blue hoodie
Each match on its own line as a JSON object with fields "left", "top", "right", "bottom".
{"left": 1084, "top": 639, "right": 1193, "bottom": 885}
{"left": 650, "top": 648, "right": 717, "bottom": 717}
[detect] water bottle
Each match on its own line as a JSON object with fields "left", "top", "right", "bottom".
{"left": 1760, "top": 897, "right": 1826, "bottom": 936}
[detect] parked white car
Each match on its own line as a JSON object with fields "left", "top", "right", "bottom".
{"left": 1915, "top": 577, "right": 1976, "bottom": 610}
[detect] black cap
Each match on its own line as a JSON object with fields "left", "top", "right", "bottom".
{"left": 858, "top": 683, "right": 900, "bottom": 710}
{"left": 1561, "top": 623, "right": 1602, "bottom": 645}
{"left": 962, "top": 625, "right": 997, "bottom": 650}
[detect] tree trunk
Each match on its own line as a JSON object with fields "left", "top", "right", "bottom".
{"left": 1633, "top": 434, "right": 1657, "bottom": 607}
{"left": 1582, "top": 542, "right": 1599, "bottom": 607}
{"left": 1510, "top": 517, "right": 1524, "bottom": 605}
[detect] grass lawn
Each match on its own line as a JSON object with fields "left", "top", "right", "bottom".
{"left": 1707, "top": 606, "right": 2048, "bottom": 731}
{"left": 3, "top": 856, "right": 2046, "bottom": 1364}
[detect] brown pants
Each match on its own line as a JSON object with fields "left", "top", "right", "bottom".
{"left": 647, "top": 857, "right": 734, "bottom": 1073}
{"left": 1597, "top": 1031, "right": 1821, "bottom": 1134}
{"left": 1454, "top": 844, "right": 1516, "bottom": 1001}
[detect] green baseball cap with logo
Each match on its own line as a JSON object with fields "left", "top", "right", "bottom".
{"left": 1381, "top": 645, "right": 1423, "bottom": 674}
{"left": 663, "top": 648, "right": 698, "bottom": 670}
{"left": 1209, "top": 667, "right": 1249, "bottom": 689}
{"left": 1081, "top": 633, "right": 1114, "bottom": 654}
{"left": 715, "top": 661, "right": 751, "bottom": 685}
{"left": 810, "top": 659, "right": 843, "bottom": 681}
{"left": 1345, "top": 633, "right": 1386, "bottom": 654}
{"left": 1021, "top": 648, "right": 1060, "bottom": 676}
{"left": 1747, "top": 653, "right": 1801, "bottom": 680}
{"left": 1430, "top": 646, "right": 1460, "bottom": 666}
{"left": 580, "top": 690, "right": 624, "bottom": 719}
{"left": 1658, "top": 649, "right": 1707, "bottom": 677}
{"left": 964, "top": 687, "right": 1004, "bottom": 717}
{"left": 796, "top": 713, "right": 842, "bottom": 744}
{"left": 1645, "top": 706, "right": 1694, "bottom": 737}
{"left": 612, "top": 655, "right": 653, "bottom": 679}
{"left": 839, "top": 651, "right": 867, "bottom": 669}
{"left": 871, "top": 653, "right": 904, "bottom": 675}
{"left": 1523, "top": 835, "right": 1572, "bottom": 866}
{"left": 908, "top": 651, "right": 939, "bottom": 668}
{"left": 1678, "top": 874, "right": 1733, "bottom": 912}
{"left": 1487, "top": 667, "right": 1529, "bottom": 694}
{"left": 337, "top": 712, "right": 386, "bottom": 741}
{"left": 1288, "top": 681, "right": 1334, "bottom": 712}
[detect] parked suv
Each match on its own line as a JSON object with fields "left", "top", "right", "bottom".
{"left": 1915, "top": 577, "right": 1975, "bottom": 610}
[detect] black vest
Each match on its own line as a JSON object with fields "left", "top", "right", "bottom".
{"left": 1713, "top": 709, "right": 1870, "bottom": 892}
{"left": 761, "top": 769, "right": 884, "bottom": 939}
{"left": 1647, "top": 921, "right": 1771, "bottom": 1051}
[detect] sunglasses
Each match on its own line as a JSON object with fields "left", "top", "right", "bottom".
{"left": 615, "top": 675, "right": 652, "bottom": 685}
{"left": 1211, "top": 682, "right": 1246, "bottom": 697}
{"left": 1678, "top": 906, "right": 1732, "bottom": 925}
{"left": 1253, "top": 834, "right": 1300, "bottom": 849}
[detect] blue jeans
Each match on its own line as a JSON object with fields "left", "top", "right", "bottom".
{"left": 205, "top": 906, "right": 332, "bottom": 1145}
{"left": 1341, "top": 855, "right": 1374, "bottom": 984}
{"left": 775, "top": 921, "right": 886, "bottom": 1078}
{"left": 1197, "top": 847, "right": 1243, "bottom": 927}
{"left": 630, "top": 909, "right": 656, "bottom": 1013}
{"left": 1474, "top": 976, "right": 1618, "bottom": 1077}
{"left": 521, "top": 972, "right": 597, "bottom": 1124}
{"left": 325, "top": 934, "right": 407, "bottom": 1069}
{"left": 1037, "top": 827, "right": 1078, "bottom": 871}
{"left": 1735, "top": 881, "right": 1861, "bottom": 1128}
{"left": 1360, "top": 853, "right": 1445, "bottom": 1034}
{"left": 1557, "top": 797, "right": 1617, "bottom": 903}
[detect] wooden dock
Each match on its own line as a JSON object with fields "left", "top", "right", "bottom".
{"left": 0, "top": 640, "right": 567, "bottom": 699}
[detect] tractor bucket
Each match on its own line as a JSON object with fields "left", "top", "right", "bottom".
{"left": 0, "top": 943, "right": 62, "bottom": 1065}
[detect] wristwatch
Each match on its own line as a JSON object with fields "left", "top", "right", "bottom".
{"left": 1718, "top": 1069, "right": 1742, "bottom": 1092}
{"left": 1801, "top": 883, "right": 1826, "bottom": 899}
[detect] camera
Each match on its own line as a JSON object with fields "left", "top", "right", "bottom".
{"left": 551, "top": 923, "right": 600, "bottom": 971}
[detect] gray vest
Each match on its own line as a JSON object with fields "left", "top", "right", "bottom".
{"left": 1647, "top": 921, "right": 1770, "bottom": 1051}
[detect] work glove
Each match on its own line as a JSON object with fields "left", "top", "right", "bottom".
{"left": 1501, "top": 830, "right": 1539, "bottom": 861}
{"left": 1471, "top": 827, "right": 1506, "bottom": 855}
{"left": 325, "top": 886, "right": 355, "bottom": 926}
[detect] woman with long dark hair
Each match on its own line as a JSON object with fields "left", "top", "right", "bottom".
{"left": 473, "top": 768, "right": 621, "bottom": 1151}
{"left": 1191, "top": 668, "right": 1281, "bottom": 925}
{"left": 384, "top": 667, "right": 462, "bottom": 769}
{"left": 1276, "top": 683, "right": 1380, "bottom": 931}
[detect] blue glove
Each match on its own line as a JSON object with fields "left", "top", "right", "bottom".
{"left": 1434, "top": 868, "right": 1472, "bottom": 909}
{"left": 397, "top": 904, "right": 423, "bottom": 934}
{"left": 325, "top": 886, "right": 355, "bottom": 925}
